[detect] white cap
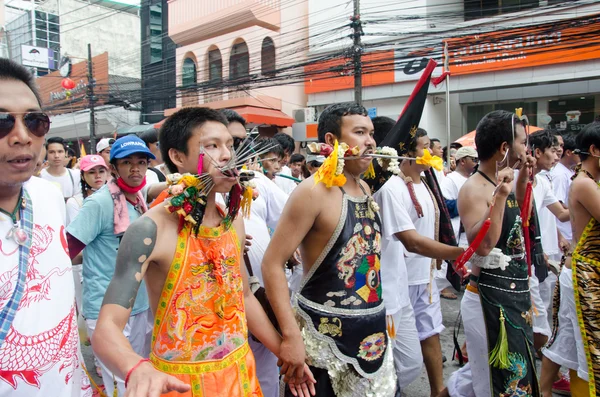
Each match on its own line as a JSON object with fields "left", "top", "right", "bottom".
{"left": 306, "top": 154, "right": 325, "bottom": 163}
{"left": 96, "top": 138, "right": 114, "bottom": 153}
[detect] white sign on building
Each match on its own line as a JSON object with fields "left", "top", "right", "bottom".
{"left": 21, "top": 45, "right": 50, "bottom": 68}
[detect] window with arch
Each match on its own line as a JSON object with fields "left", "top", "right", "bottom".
{"left": 182, "top": 57, "right": 197, "bottom": 87}
{"left": 261, "top": 37, "right": 276, "bottom": 76}
{"left": 230, "top": 40, "right": 249, "bottom": 81}
{"left": 208, "top": 48, "right": 223, "bottom": 83}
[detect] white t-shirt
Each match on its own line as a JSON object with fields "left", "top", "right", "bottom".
{"left": 40, "top": 168, "right": 82, "bottom": 199}
{"left": 0, "top": 177, "right": 89, "bottom": 397}
{"left": 275, "top": 165, "right": 297, "bottom": 194}
{"left": 65, "top": 193, "right": 84, "bottom": 226}
{"left": 434, "top": 168, "right": 446, "bottom": 185}
{"left": 534, "top": 173, "right": 560, "bottom": 255}
{"left": 376, "top": 176, "right": 435, "bottom": 287}
{"left": 441, "top": 171, "right": 468, "bottom": 247}
{"left": 373, "top": 176, "right": 411, "bottom": 315}
{"left": 549, "top": 162, "right": 574, "bottom": 241}
{"left": 245, "top": 172, "right": 289, "bottom": 285}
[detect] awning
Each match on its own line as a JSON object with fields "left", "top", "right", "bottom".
{"left": 232, "top": 106, "right": 294, "bottom": 127}
{"left": 117, "top": 124, "right": 156, "bottom": 135}
{"left": 154, "top": 106, "right": 294, "bottom": 129}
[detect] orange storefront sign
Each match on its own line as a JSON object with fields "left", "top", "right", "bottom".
{"left": 446, "top": 14, "right": 600, "bottom": 75}
{"left": 304, "top": 50, "right": 395, "bottom": 94}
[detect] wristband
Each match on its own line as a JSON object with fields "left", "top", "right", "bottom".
{"left": 125, "top": 358, "right": 150, "bottom": 388}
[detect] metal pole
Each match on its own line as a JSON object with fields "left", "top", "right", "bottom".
{"left": 444, "top": 42, "right": 451, "bottom": 172}
{"left": 87, "top": 43, "right": 97, "bottom": 153}
{"left": 352, "top": 0, "right": 362, "bottom": 106}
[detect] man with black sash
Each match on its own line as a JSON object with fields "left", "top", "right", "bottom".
{"left": 262, "top": 103, "right": 397, "bottom": 396}
{"left": 565, "top": 121, "right": 600, "bottom": 396}
{"left": 444, "top": 110, "right": 540, "bottom": 397}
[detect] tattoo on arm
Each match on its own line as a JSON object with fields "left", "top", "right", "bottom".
{"left": 102, "top": 217, "right": 157, "bottom": 309}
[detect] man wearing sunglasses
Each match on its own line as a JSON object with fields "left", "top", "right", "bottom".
{"left": 97, "top": 137, "right": 115, "bottom": 165}
{"left": 0, "top": 59, "right": 89, "bottom": 396}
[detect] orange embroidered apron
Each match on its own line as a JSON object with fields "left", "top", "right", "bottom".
{"left": 149, "top": 220, "right": 262, "bottom": 397}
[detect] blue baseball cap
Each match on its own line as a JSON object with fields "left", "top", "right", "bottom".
{"left": 109, "top": 135, "right": 156, "bottom": 162}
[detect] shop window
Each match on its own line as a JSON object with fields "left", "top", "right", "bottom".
{"left": 464, "top": 0, "right": 538, "bottom": 21}
{"left": 230, "top": 40, "right": 249, "bottom": 81}
{"left": 548, "top": 96, "right": 595, "bottom": 133}
{"left": 466, "top": 101, "right": 537, "bottom": 132}
{"left": 261, "top": 37, "right": 276, "bottom": 76}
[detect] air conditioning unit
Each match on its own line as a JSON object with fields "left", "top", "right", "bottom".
{"left": 293, "top": 108, "right": 316, "bottom": 123}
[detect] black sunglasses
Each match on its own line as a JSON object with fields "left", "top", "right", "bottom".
{"left": 0, "top": 112, "right": 51, "bottom": 139}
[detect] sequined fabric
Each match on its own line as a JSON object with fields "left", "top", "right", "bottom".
{"left": 296, "top": 187, "right": 396, "bottom": 396}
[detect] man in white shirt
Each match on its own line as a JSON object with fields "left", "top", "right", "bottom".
{"left": 380, "top": 128, "right": 464, "bottom": 397}
{"left": 438, "top": 147, "right": 478, "bottom": 299}
{"left": 40, "top": 136, "right": 81, "bottom": 201}
{"left": 515, "top": 131, "right": 570, "bottom": 355}
{"left": 96, "top": 137, "right": 114, "bottom": 166}
{"left": 550, "top": 132, "right": 579, "bottom": 245}
{"left": 430, "top": 138, "right": 446, "bottom": 184}
{"left": 273, "top": 132, "right": 298, "bottom": 194}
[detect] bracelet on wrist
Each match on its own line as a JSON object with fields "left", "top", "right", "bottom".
{"left": 125, "top": 358, "right": 150, "bottom": 388}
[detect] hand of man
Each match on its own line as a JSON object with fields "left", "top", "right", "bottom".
{"left": 559, "top": 237, "right": 570, "bottom": 253}
{"left": 496, "top": 168, "right": 515, "bottom": 197}
{"left": 277, "top": 334, "right": 307, "bottom": 384}
{"left": 124, "top": 362, "right": 190, "bottom": 397}
{"left": 287, "top": 363, "right": 317, "bottom": 397}
{"left": 245, "top": 234, "right": 253, "bottom": 252}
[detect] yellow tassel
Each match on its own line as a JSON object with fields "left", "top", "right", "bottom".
{"left": 241, "top": 187, "right": 253, "bottom": 219}
{"left": 364, "top": 161, "right": 376, "bottom": 179}
{"left": 489, "top": 309, "right": 511, "bottom": 369}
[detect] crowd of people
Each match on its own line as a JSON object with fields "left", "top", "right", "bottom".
{"left": 1, "top": 57, "right": 600, "bottom": 397}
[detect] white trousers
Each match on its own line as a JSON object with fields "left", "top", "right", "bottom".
{"left": 434, "top": 262, "right": 452, "bottom": 292}
{"left": 408, "top": 282, "right": 445, "bottom": 341}
{"left": 387, "top": 303, "right": 423, "bottom": 390}
{"left": 249, "top": 336, "right": 279, "bottom": 397}
{"left": 447, "top": 290, "right": 489, "bottom": 397}
{"left": 86, "top": 309, "right": 153, "bottom": 397}
{"left": 542, "top": 267, "right": 588, "bottom": 381}
{"left": 529, "top": 270, "right": 552, "bottom": 337}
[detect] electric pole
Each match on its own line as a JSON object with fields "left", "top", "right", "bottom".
{"left": 87, "top": 43, "right": 97, "bottom": 153}
{"left": 351, "top": 0, "right": 363, "bottom": 106}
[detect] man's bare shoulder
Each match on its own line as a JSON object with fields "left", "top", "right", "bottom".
{"left": 460, "top": 174, "right": 489, "bottom": 200}
{"left": 571, "top": 173, "right": 599, "bottom": 200}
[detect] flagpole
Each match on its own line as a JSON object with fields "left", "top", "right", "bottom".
{"left": 444, "top": 42, "right": 451, "bottom": 173}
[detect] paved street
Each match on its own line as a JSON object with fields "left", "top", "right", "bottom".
{"left": 81, "top": 290, "right": 562, "bottom": 396}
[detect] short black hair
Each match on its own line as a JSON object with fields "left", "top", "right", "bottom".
{"left": 0, "top": 58, "right": 42, "bottom": 106}
{"left": 255, "top": 138, "right": 284, "bottom": 160}
{"left": 159, "top": 107, "right": 228, "bottom": 173}
{"left": 408, "top": 128, "right": 428, "bottom": 154}
{"left": 46, "top": 136, "right": 67, "bottom": 150}
{"left": 430, "top": 138, "right": 441, "bottom": 144}
{"left": 290, "top": 153, "right": 305, "bottom": 163}
{"left": 529, "top": 130, "right": 558, "bottom": 154}
{"left": 317, "top": 103, "right": 368, "bottom": 143}
{"left": 372, "top": 116, "right": 395, "bottom": 146}
{"left": 138, "top": 128, "right": 159, "bottom": 146}
{"left": 220, "top": 109, "right": 246, "bottom": 126}
{"left": 273, "top": 133, "right": 295, "bottom": 155}
{"left": 576, "top": 122, "right": 600, "bottom": 161}
{"left": 475, "top": 110, "right": 517, "bottom": 162}
{"left": 561, "top": 132, "right": 577, "bottom": 157}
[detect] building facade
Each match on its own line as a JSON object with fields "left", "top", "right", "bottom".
{"left": 140, "top": 0, "right": 176, "bottom": 124}
{"left": 4, "top": 0, "right": 141, "bottom": 78}
{"left": 305, "top": 0, "right": 600, "bottom": 144}
{"left": 164, "top": 0, "right": 309, "bottom": 135}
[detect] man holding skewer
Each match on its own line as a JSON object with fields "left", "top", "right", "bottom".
{"left": 444, "top": 110, "right": 540, "bottom": 397}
